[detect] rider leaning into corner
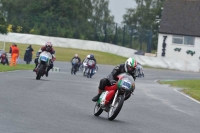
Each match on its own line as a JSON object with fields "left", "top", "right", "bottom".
{"left": 92, "top": 57, "right": 137, "bottom": 102}
{"left": 33, "top": 42, "right": 56, "bottom": 77}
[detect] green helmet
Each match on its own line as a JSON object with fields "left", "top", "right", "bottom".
{"left": 124, "top": 57, "right": 137, "bottom": 74}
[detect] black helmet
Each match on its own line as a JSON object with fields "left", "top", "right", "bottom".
{"left": 90, "top": 54, "right": 94, "bottom": 59}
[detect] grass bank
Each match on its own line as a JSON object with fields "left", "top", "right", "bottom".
{"left": 159, "top": 80, "right": 200, "bottom": 101}
{"left": 4, "top": 43, "right": 127, "bottom": 66}
{"left": 0, "top": 64, "right": 34, "bottom": 72}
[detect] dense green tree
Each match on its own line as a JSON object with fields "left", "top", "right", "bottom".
{"left": 122, "top": 0, "right": 164, "bottom": 51}
{"left": 0, "top": 12, "right": 7, "bottom": 34}
{"left": 0, "top": 0, "right": 116, "bottom": 41}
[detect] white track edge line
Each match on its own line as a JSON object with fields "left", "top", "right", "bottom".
{"left": 154, "top": 79, "right": 200, "bottom": 104}
{"left": 174, "top": 89, "right": 200, "bottom": 104}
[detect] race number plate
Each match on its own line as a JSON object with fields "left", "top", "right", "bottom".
{"left": 122, "top": 80, "right": 131, "bottom": 89}
{"left": 40, "top": 56, "right": 48, "bottom": 62}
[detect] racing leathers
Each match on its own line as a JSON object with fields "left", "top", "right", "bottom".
{"left": 92, "top": 63, "right": 136, "bottom": 102}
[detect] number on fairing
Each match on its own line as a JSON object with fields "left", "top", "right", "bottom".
{"left": 88, "top": 60, "right": 94, "bottom": 66}
{"left": 40, "top": 56, "right": 48, "bottom": 62}
{"left": 72, "top": 58, "right": 78, "bottom": 64}
{"left": 122, "top": 80, "right": 131, "bottom": 89}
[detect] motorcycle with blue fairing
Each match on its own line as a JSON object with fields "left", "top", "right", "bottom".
{"left": 71, "top": 58, "right": 79, "bottom": 75}
{"left": 35, "top": 51, "right": 52, "bottom": 80}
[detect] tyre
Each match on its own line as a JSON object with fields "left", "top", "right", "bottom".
{"left": 124, "top": 92, "right": 131, "bottom": 101}
{"left": 95, "top": 66, "right": 98, "bottom": 71}
{"left": 87, "top": 69, "right": 90, "bottom": 78}
{"left": 108, "top": 95, "right": 124, "bottom": 121}
{"left": 79, "top": 64, "right": 83, "bottom": 71}
{"left": 71, "top": 68, "right": 73, "bottom": 74}
{"left": 36, "top": 64, "right": 44, "bottom": 80}
{"left": 94, "top": 103, "right": 103, "bottom": 116}
{"left": 142, "top": 72, "right": 144, "bottom": 77}
{"left": 83, "top": 68, "right": 86, "bottom": 76}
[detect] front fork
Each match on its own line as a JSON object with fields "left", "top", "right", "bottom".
{"left": 111, "top": 90, "right": 119, "bottom": 107}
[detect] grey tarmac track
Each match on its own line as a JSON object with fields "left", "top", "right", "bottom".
{"left": 0, "top": 61, "right": 200, "bottom": 133}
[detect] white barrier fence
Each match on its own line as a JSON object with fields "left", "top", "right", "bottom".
{"left": 0, "top": 33, "right": 199, "bottom": 72}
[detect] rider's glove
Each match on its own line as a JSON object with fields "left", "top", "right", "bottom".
{"left": 52, "top": 58, "right": 56, "bottom": 62}
{"left": 110, "top": 80, "right": 117, "bottom": 85}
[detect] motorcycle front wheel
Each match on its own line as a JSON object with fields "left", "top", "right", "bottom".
{"left": 36, "top": 64, "right": 44, "bottom": 80}
{"left": 94, "top": 103, "right": 103, "bottom": 116}
{"left": 87, "top": 69, "right": 91, "bottom": 78}
{"left": 83, "top": 68, "right": 86, "bottom": 76}
{"left": 108, "top": 95, "right": 124, "bottom": 121}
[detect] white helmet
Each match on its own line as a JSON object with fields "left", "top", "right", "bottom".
{"left": 124, "top": 57, "right": 137, "bottom": 74}
{"left": 86, "top": 55, "right": 90, "bottom": 59}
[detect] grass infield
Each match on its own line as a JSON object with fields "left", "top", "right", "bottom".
{"left": 160, "top": 80, "right": 200, "bottom": 102}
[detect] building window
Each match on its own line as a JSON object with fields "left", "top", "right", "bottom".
{"left": 172, "top": 35, "right": 194, "bottom": 45}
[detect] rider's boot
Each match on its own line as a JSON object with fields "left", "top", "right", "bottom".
{"left": 45, "top": 67, "right": 50, "bottom": 77}
{"left": 92, "top": 89, "right": 102, "bottom": 102}
{"left": 33, "top": 64, "right": 38, "bottom": 72}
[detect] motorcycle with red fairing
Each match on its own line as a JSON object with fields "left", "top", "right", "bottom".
{"left": 94, "top": 73, "right": 135, "bottom": 121}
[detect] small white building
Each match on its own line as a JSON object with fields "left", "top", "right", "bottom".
{"left": 157, "top": 0, "right": 200, "bottom": 62}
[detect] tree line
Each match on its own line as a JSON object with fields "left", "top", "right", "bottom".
{"left": 0, "top": 0, "right": 164, "bottom": 52}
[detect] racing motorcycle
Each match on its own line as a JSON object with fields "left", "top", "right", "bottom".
{"left": 71, "top": 58, "right": 79, "bottom": 75}
{"left": 35, "top": 51, "right": 52, "bottom": 80}
{"left": 80, "top": 62, "right": 98, "bottom": 72}
{"left": 83, "top": 60, "right": 96, "bottom": 78}
{"left": 94, "top": 73, "right": 135, "bottom": 121}
{"left": 0, "top": 53, "right": 9, "bottom": 65}
{"left": 136, "top": 64, "right": 144, "bottom": 77}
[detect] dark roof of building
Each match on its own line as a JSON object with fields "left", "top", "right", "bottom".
{"left": 159, "top": 0, "right": 200, "bottom": 37}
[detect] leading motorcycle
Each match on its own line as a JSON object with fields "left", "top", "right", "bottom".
{"left": 94, "top": 73, "right": 135, "bottom": 121}
{"left": 35, "top": 51, "right": 52, "bottom": 80}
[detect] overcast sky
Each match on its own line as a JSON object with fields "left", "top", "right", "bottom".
{"left": 108, "top": 0, "right": 137, "bottom": 24}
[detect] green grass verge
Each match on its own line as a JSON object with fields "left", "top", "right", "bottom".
{"left": 159, "top": 80, "right": 200, "bottom": 101}
{"left": 0, "top": 64, "right": 34, "bottom": 72}
{"left": 4, "top": 43, "right": 127, "bottom": 66}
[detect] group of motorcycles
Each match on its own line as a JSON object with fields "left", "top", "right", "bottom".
{"left": 34, "top": 51, "right": 98, "bottom": 80}
{"left": 33, "top": 51, "right": 139, "bottom": 121}
{"left": 71, "top": 57, "right": 98, "bottom": 78}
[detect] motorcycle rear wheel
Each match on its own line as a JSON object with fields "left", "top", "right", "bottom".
{"left": 94, "top": 103, "right": 103, "bottom": 116}
{"left": 108, "top": 95, "right": 124, "bottom": 121}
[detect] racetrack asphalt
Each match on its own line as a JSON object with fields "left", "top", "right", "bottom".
{"left": 0, "top": 61, "right": 200, "bottom": 133}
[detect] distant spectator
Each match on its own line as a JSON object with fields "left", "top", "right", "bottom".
{"left": 9, "top": 43, "right": 15, "bottom": 54}
{"left": 24, "top": 45, "right": 34, "bottom": 64}
{"left": 10, "top": 44, "right": 19, "bottom": 66}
